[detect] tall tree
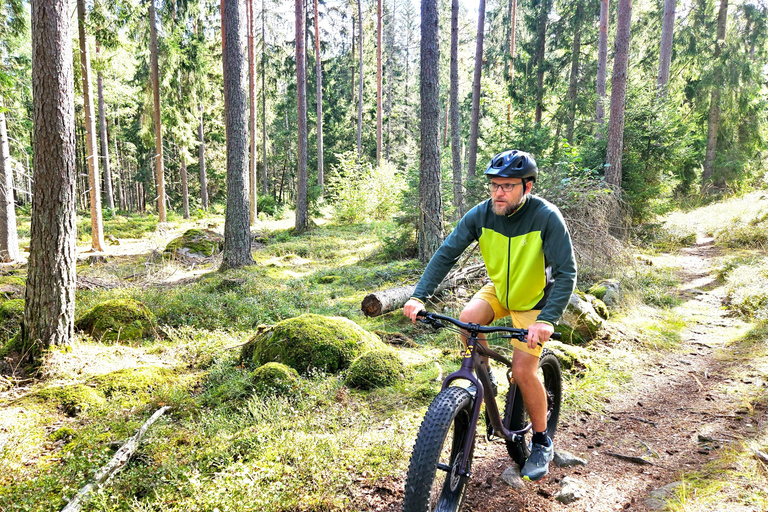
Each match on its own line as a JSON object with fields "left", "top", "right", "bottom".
{"left": 533, "top": 0, "right": 552, "bottom": 125}
{"left": 96, "top": 45, "right": 114, "bottom": 211}
{"left": 418, "top": 0, "right": 443, "bottom": 262}
{"left": 356, "top": 0, "right": 363, "bottom": 159}
{"left": 261, "top": 0, "right": 268, "bottom": 195}
{"left": 77, "top": 0, "right": 105, "bottom": 251}
{"left": 701, "top": 0, "right": 728, "bottom": 190}
{"left": 221, "top": 0, "right": 255, "bottom": 269}
{"left": 595, "top": 0, "right": 609, "bottom": 136}
{"left": 25, "top": 0, "right": 77, "bottom": 353}
{"left": 248, "top": 0, "right": 257, "bottom": 224}
{"left": 656, "top": 0, "right": 677, "bottom": 95}
{"left": 314, "top": 0, "right": 324, "bottom": 190}
{"left": 566, "top": 1, "right": 584, "bottom": 144}
{"left": 450, "top": 0, "right": 462, "bottom": 219}
{"left": 198, "top": 104, "right": 208, "bottom": 209}
{"left": 0, "top": 105, "right": 18, "bottom": 262}
{"left": 605, "top": 0, "right": 632, "bottom": 189}
{"left": 376, "top": 0, "right": 382, "bottom": 165}
{"left": 149, "top": 0, "right": 167, "bottom": 222}
{"left": 508, "top": 0, "right": 517, "bottom": 80}
{"left": 466, "top": 0, "right": 486, "bottom": 178}
{"left": 295, "top": 0, "right": 309, "bottom": 232}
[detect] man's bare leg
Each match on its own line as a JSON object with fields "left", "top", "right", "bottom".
{"left": 458, "top": 299, "right": 495, "bottom": 366}
{"left": 511, "top": 348, "right": 547, "bottom": 432}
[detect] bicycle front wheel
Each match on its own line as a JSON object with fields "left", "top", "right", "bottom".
{"left": 503, "top": 349, "right": 562, "bottom": 468}
{"left": 403, "top": 386, "right": 475, "bottom": 512}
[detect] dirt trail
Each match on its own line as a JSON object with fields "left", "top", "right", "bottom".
{"left": 452, "top": 236, "right": 759, "bottom": 511}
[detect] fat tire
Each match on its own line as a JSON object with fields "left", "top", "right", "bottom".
{"left": 502, "top": 349, "right": 562, "bottom": 468}
{"left": 403, "top": 386, "right": 475, "bottom": 512}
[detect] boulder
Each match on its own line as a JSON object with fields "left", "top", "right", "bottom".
{"left": 559, "top": 293, "right": 603, "bottom": 343}
{"left": 251, "top": 362, "right": 301, "bottom": 394}
{"left": 588, "top": 279, "right": 622, "bottom": 308}
{"left": 555, "top": 476, "right": 587, "bottom": 504}
{"left": 499, "top": 466, "right": 524, "bottom": 489}
{"left": 345, "top": 349, "right": 405, "bottom": 389}
{"left": 75, "top": 299, "right": 158, "bottom": 343}
{"left": 164, "top": 228, "right": 224, "bottom": 259}
{"left": 240, "top": 314, "right": 385, "bottom": 375}
{"left": 553, "top": 449, "right": 588, "bottom": 468}
{"left": 545, "top": 340, "right": 593, "bottom": 371}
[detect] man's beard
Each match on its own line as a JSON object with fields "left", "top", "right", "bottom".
{"left": 492, "top": 195, "right": 524, "bottom": 216}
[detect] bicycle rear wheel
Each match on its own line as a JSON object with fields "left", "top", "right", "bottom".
{"left": 502, "top": 349, "right": 562, "bottom": 468}
{"left": 403, "top": 386, "right": 475, "bottom": 512}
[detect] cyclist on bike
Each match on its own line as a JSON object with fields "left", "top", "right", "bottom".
{"left": 403, "top": 149, "right": 577, "bottom": 482}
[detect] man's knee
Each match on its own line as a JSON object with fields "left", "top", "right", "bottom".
{"left": 512, "top": 353, "right": 539, "bottom": 383}
{"left": 459, "top": 299, "right": 494, "bottom": 325}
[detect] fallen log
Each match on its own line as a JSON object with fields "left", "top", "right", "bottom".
{"left": 361, "top": 262, "right": 486, "bottom": 317}
{"left": 61, "top": 406, "right": 170, "bottom": 512}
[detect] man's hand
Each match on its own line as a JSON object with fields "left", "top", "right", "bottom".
{"left": 525, "top": 322, "right": 554, "bottom": 350}
{"left": 403, "top": 299, "right": 426, "bottom": 323}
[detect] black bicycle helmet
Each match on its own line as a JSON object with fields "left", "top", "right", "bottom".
{"left": 484, "top": 150, "right": 538, "bottom": 182}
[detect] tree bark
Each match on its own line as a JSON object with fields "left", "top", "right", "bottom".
{"left": 450, "top": 0, "right": 463, "bottom": 220}
{"left": 701, "top": 0, "right": 728, "bottom": 190}
{"left": 26, "top": 0, "right": 77, "bottom": 353}
{"left": 356, "top": 0, "right": 363, "bottom": 159}
{"left": 534, "top": 0, "right": 551, "bottom": 126}
{"left": 418, "top": 0, "right": 443, "bottom": 263}
{"left": 0, "top": 105, "right": 19, "bottom": 263}
{"left": 77, "top": 0, "right": 105, "bottom": 251}
{"left": 376, "top": 0, "right": 383, "bottom": 165}
{"left": 248, "top": 0, "right": 258, "bottom": 224}
{"left": 605, "top": 0, "right": 632, "bottom": 190}
{"left": 595, "top": 0, "right": 609, "bottom": 136}
{"left": 566, "top": 1, "right": 583, "bottom": 145}
{"left": 656, "top": 0, "right": 677, "bottom": 96}
{"left": 180, "top": 153, "right": 189, "bottom": 219}
{"left": 295, "top": 0, "right": 309, "bottom": 232}
{"left": 149, "top": 0, "right": 167, "bottom": 222}
{"left": 221, "top": 0, "right": 255, "bottom": 269}
{"left": 261, "top": 0, "right": 268, "bottom": 195}
{"left": 466, "top": 0, "right": 486, "bottom": 179}
{"left": 96, "top": 45, "right": 114, "bottom": 211}
{"left": 198, "top": 104, "right": 208, "bottom": 210}
{"left": 315, "top": 0, "right": 324, "bottom": 190}
{"left": 508, "top": 0, "right": 517, "bottom": 80}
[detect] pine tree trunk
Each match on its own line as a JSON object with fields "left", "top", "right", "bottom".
{"left": 508, "top": 0, "right": 517, "bottom": 80}
{"left": 605, "top": 0, "right": 632, "bottom": 190}
{"left": 0, "top": 105, "right": 19, "bottom": 262}
{"left": 356, "top": 0, "right": 363, "bottom": 160}
{"left": 149, "top": 0, "right": 167, "bottom": 222}
{"left": 595, "top": 0, "right": 609, "bottom": 136}
{"left": 248, "top": 0, "right": 257, "bottom": 224}
{"left": 466, "top": 0, "right": 486, "bottom": 179}
{"left": 418, "top": 0, "right": 444, "bottom": 263}
{"left": 534, "top": 0, "right": 551, "bottom": 126}
{"left": 198, "top": 104, "right": 209, "bottom": 210}
{"left": 376, "top": 0, "right": 382, "bottom": 165}
{"left": 77, "top": 0, "right": 105, "bottom": 251}
{"left": 315, "top": 0, "right": 324, "bottom": 190}
{"left": 656, "top": 0, "right": 677, "bottom": 95}
{"left": 26, "top": 0, "right": 77, "bottom": 353}
{"left": 566, "top": 1, "right": 583, "bottom": 145}
{"left": 261, "top": 0, "right": 268, "bottom": 195}
{"left": 295, "top": 0, "right": 309, "bottom": 233}
{"left": 701, "top": 0, "right": 728, "bottom": 190}
{"left": 385, "top": 0, "right": 394, "bottom": 161}
{"left": 96, "top": 46, "right": 114, "bottom": 211}
{"left": 180, "top": 153, "right": 189, "bottom": 219}
{"left": 450, "top": 0, "right": 463, "bottom": 220}
{"left": 221, "top": 0, "right": 255, "bottom": 269}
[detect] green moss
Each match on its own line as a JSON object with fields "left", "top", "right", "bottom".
{"left": 251, "top": 362, "right": 300, "bottom": 394}
{"left": 591, "top": 298, "right": 610, "bottom": 319}
{"left": 75, "top": 299, "right": 157, "bottom": 343}
{"left": 554, "top": 324, "right": 587, "bottom": 345}
{"left": 345, "top": 350, "right": 405, "bottom": 390}
{"left": 587, "top": 284, "right": 607, "bottom": 300}
{"left": 89, "top": 366, "right": 186, "bottom": 400}
{"left": 544, "top": 340, "right": 593, "bottom": 372}
{"left": 32, "top": 384, "right": 107, "bottom": 417}
{"left": 318, "top": 275, "right": 340, "bottom": 284}
{"left": 0, "top": 276, "right": 26, "bottom": 287}
{"left": 0, "top": 299, "right": 24, "bottom": 345}
{"left": 574, "top": 289, "right": 587, "bottom": 300}
{"left": 164, "top": 229, "right": 224, "bottom": 257}
{"left": 241, "top": 314, "right": 385, "bottom": 374}
{"left": 49, "top": 426, "right": 76, "bottom": 442}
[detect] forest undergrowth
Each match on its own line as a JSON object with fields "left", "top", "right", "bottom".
{"left": 0, "top": 191, "right": 767, "bottom": 511}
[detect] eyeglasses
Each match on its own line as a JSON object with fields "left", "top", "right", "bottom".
{"left": 489, "top": 182, "right": 523, "bottom": 193}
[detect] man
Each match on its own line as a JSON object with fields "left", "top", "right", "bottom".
{"left": 403, "top": 149, "right": 577, "bottom": 481}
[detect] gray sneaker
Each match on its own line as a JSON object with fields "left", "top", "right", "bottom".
{"left": 521, "top": 438, "right": 554, "bottom": 481}
{"left": 466, "top": 370, "right": 498, "bottom": 398}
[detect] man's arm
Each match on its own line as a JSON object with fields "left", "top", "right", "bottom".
{"left": 537, "top": 209, "right": 577, "bottom": 326}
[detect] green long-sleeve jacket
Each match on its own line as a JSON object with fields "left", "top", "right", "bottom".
{"left": 412, "top": 195, "right": 577, "bottom": 325}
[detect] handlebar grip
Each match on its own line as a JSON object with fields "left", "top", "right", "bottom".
{"left": 551, "top": 332, "right": 561, "bottom": 341}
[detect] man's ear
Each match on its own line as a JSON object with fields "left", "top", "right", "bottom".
{"left": 524, "top": 180, "right": 534, "bottom": 195}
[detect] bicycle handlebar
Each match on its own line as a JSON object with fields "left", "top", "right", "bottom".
{"left": 416, "top": 310, "right": 562, "bottom": 341}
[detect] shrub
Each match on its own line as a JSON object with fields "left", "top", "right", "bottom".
{"left": 345, "top": 350, "right": 404, "bottom": 390}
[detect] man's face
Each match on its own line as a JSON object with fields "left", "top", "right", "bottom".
{"left": 489, "top": 177, "right": 528, "bottom": 216}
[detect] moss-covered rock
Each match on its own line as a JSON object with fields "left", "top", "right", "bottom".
{"left": 251, "top": 362, "right": 300, "bottom": 394}
{"left": 544, "top": 340, "right": 593, "bottom": 372}
{"left": 89, "top": 366, "right": 185, "bottom": 399}
{"left": 34, "top": 384, "right": 107, "bottom": 417}
{"left": 559, "top": 293, "right": 603, "bottom": 342}
{"left": 164, "top": 229, "right": 224, "bottom": 258}
{"left": 0, "top": 299, "right": 24, "bottom": 344}
{"left": 554, "top": 323, "right": 587, "bottom": 345}
{"left": 75, "top": 299, "right": 157, "bottom": 343}
{"left": 345, "top": 350, "right": 404, "bottom": 390}
{"left": 240, "top": 314, "right": 385, "bottom": 374}
{"left": 588, "top": 279, "right": 622, "bottom": 307}
{"left": 590, "top": 297, "right": 610, "bottom": 319}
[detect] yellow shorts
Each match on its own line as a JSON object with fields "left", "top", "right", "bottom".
{"left": 473, "top": 283, "right": 543, "bottom": 357}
